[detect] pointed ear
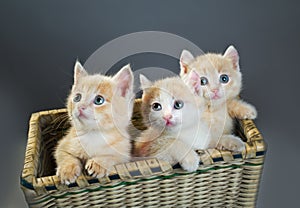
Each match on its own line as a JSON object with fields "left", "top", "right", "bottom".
{"left": 223, "top": 45, "right": 240, "bottom": 71}
{"left": 180, "top": 49, "right": 194, "bottom": 77}
{"left": 113, "top": 64, "right": 133, "bottom": 97}
{"left": 139, "top": 74, "right": 152, "bottom": 90}
{"left": 74, "top": 60, "right": 88, "bottom": 84}
{"left": 186, "top": 70, "right": 202, "bottom": 96}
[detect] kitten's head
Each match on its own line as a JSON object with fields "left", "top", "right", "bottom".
{"left": 67, "top": 61, "right": 134, "bottom": 133}
{"left": 180, "top": 45, "right": 242, "bottom": 105}
{"left": 140, "top": 72, "right": 203, "bottom": 135}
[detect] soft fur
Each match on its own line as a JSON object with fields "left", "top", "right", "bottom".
{"left": 133, "top": 73, "right": 210, "bottom": 172}
{"left": 180, "top": 45, "right": 257, "bottom": 152}
{"left": 55, "top": 61, "right": 134, "bottom": 184}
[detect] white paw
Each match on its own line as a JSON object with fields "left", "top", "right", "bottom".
{"left": 180, "top": 152, "right": 200, "bottom": 172}
{"left": 229, "top": 139, "right": 246, "bottom": 152}
{"left": 85, "top": 159, "right": 109, "bottom": 178}
{"left": 56, "top": 164, "right": 81, "bottom": 185}
{"left": 242, "top": 105, "right": 257, "bottom": 119}
{"left": 217, "top": 137, "right": 246, "bottom": 152}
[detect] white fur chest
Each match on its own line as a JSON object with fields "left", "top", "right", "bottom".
{"left": 204, "top": 106, "right": 233, "bottom": 139}
{"left": 178, "top": 123, "right": 211, "bottom": 150}
{"left": 76, "top": 131, "right": 115, "bottom": 158}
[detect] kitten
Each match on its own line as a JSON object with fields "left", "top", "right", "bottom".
{"left": 179, "top": 45, "right": 257, "bottom": 151}
{"left": 133, "top": 73, "right": 210, "bottom": 172}
{"left": 55, "top": 61, "right": 134, "bottom": 184}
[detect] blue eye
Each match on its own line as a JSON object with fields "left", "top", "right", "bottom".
{"left": 73, "top": 93, "right": 81, "bottom": 102}
{"left": 220, "top": 74, "right": 229, "bottom": 83}
{"left": 200, "top": 77, "right": 208, "bottom": 85}
{"left": 174, "top": 100, "right": 184, "bottom": 110}
{"left": 152, "top": 102, "right": 162, "bottom": 111}
{"left": 94, "top": 95, "right": 105, "bottom": 105}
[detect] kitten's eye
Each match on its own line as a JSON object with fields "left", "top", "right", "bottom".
{"left": 220, "top": 74, "right": 229, "bottom": 84}
{"left": 200, "top": 77, "right": 208, "bottom": 85}
{"left": 152, "top": 102, "right": 162, "bottom": 111}
{"left": 174, "top": 100, "right": 184, "bottom": 110}
{"left": 94, "top": 95, "right": 105, "bottom": 105}
{"left": 73, "top": 93, "right": 81, "bottom": 102}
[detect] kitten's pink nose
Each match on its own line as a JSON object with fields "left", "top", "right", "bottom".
{"left": 163, "top": 114, "right": 173, "bottom": 121}
{"left": 78, "top": 106, "right": 87, "bottom": 118}
{"left": 79, "top": 106, "right": 86, "bottom": 111}
{"left": 211, "top": 89, "right": 219, "bottom": 94}
{"left": 78, "top": 106, "right": 87, "bottom": 115}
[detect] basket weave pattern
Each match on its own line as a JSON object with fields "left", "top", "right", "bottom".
{"left": 20, "top": 100, "right": 266, "bottom": 207}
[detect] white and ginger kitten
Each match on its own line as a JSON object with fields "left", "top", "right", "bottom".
{"left": 133, "top": 73, "right": 210, "bottom": 172}
{"left": 55, "top": 61, "right": 134, "bottom": 184}
{"left": 180, "top": 45, "right": 257, "bottom": 152}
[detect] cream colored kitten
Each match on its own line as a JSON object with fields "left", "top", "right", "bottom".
{"left": 55, "top": 61, "right": 134, "bottom": 184}
{"left": 133, "top": 73, "right": 210, "bottom": 172}
{"left": 180, "top": 45, "right": 257, "bottom": 152}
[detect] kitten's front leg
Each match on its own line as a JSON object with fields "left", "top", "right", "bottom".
{"left": 55, "top": 138, "right": 84, "bottom": 185}
{"left": 56, "top": 158, "right": 82, "bottom": 185}
{"left": 217, "top": 135, "right": 246, "bottom": 152}
{"left": 228, "top": 99, "right": 257, "bottom": 119}
{"left": 179, "top": 149, "right": 200, "bottom": 172}
{"left": 160, "top": 139, "right": 199, "bottom": 172}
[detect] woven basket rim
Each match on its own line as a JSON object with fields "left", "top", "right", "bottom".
{"left": 20, "top": 102, "right": 266, "bottom": 195}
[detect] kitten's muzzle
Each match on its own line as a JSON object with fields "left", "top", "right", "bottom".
{"left": 209, "top": 89, "right": 221, "bottom": 100}
{"left": 77, "top": 106, "right": 88, "bottom": 119}
{"left": 163, "top": 114, "right": 174, "bottom": 127}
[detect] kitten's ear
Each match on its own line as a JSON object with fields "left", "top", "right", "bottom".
{"left": 139, "top": 74, "right": 152, "bottom": 90}
{"left": 223, "top": 45, "right": 240, "bottom": 71}
{"left": 113, "top": 64, "right": 134, "bottom": 97}
{"left": 74, "top": 60, "right": 88, "bottom": 84}
{"left": 186, "top": 70, "right": 202, "bottom": 96}
{"left": 180, "top": 50, "right": 194, "bottom": 77}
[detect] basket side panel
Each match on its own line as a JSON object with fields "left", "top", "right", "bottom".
{"left": 25, "top": 162, "right": 247, "bottom": 207}
{"left": 237, "top": 157, "right": 265, "bottom": 207}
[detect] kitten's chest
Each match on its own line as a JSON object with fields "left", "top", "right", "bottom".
{"left": 77, "top": 131, "right": 115, "bottom": 157}
{"left": 178, "top": 124, "right": 210, "bottom": 149}
{"left": 204, "top": 107, "right": 233, "bottom": 134}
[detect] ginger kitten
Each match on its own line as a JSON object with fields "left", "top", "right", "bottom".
{"left": 180, "top": 45, "right": 257, "bottom": 151}
{"left": 133, "top": 72, "right": 210, "bottom": 172}
{"left": 55, "top": 61, "right": 134, "bottom": 184}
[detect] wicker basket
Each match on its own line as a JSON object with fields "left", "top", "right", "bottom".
{"left": 20, "top": 99, "right": 266, "bottom": 207}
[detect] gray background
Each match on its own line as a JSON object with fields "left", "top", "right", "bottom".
{"left": 0, "top": 0, "right": 299, "bottom": 207}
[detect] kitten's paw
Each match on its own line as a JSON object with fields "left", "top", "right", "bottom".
{"left": 56, "top": 164, "right": 81, "bottom": 185}
{"left": 85, "top": 159, "right": 108, "bottom": 178}
{"left": 236, "top": 104, "right": 257, "bottom": 120}
{"left": 180, "top": 151, "right": 200, "bottom": 172}
{"left": 217, "top": 135, "right": 246, "bottom": 152}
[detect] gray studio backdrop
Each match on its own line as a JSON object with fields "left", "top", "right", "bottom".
{"left": 0, "top": 0, "right": 299, "bottom": 207}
